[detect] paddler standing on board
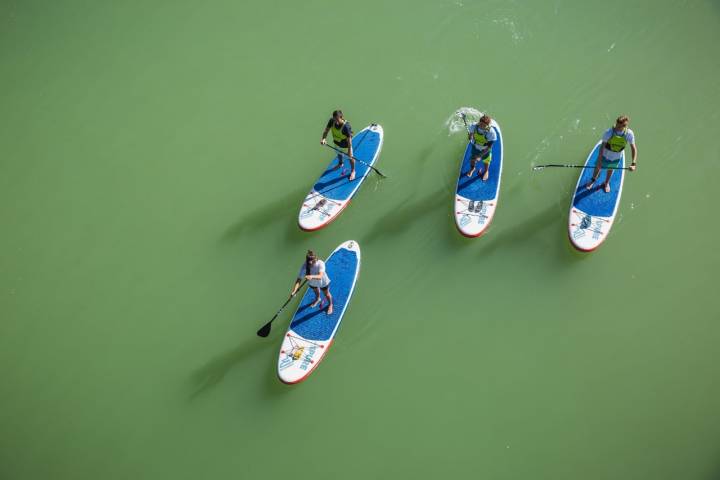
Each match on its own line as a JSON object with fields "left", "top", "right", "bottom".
{"left": 465, "top": 114, "right": 497, "bottom": 181}
{"left": 291, "top": 250, "right": 334, "bottom": 315}
{"left": 320, "top": 110, "right": 355, "bottom": 181}
{"left": 586, "top": 115, "right": 638, "bottom": 193}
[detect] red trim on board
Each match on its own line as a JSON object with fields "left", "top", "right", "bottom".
{"left": 298, "top": 200, "right": 352, "bottom": 232}
{"left": 567, "top": 228, "right": 602, "bottom": 252}
{"left": 455, "top": 222, "right": 490, "bottom": 238}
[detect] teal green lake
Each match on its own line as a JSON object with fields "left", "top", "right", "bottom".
{"left": 1, "top": 1, "right": 720, "bottom": 479}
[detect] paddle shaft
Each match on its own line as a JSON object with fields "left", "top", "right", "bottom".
{"left": 324, "top": 143, "right": 387, "bottom": 178}
{"left": 533, "top": 164, "right": 632, "bottom": 171}
{"left": 460, "top": 112, "right": 471, "bottom": 134}
{"left": 256, "top": 280, "right": 307, "bottom": 337}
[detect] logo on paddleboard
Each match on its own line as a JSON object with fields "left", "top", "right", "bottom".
{"left": 279, "top": 342, "right": 318, "bottom": 372}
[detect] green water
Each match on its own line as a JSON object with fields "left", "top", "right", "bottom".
{"left": 2, "top": 1, "right": 720, "bottom": 478}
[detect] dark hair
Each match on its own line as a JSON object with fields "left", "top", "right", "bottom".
{"left": 479, "top": 114, "right": 492, "bottom": 125}
{"left": 332, "top": 110, "right": 344, "bottom": 119}
{"left": 305, "top": 250, "right": 316, "bottom": 275}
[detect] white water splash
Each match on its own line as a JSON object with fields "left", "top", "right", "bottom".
{"left": 607, "top": 42, "right": 616, "bottom": 52}
{"left": 446, "top": 107, "right": 482, "bottom": 135}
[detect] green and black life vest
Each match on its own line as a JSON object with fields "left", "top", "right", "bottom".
{"left": 605, "top": 128, "right": 628, "bottom": 153}
{"left": 473, "top": 126, "right": 492, "bottom": 146}
{"left": 331, "top": 122, "right": 348, "bottom": 145}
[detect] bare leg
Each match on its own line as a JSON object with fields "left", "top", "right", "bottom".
{"left": 324, "top": 288, "right": 334, "bottom": 315}
{"left": 482, "top": 161, "right": 490, "bottom": 181}
{"left": 466, "top": 157, "right": 478, "bottom": 177}
{"left": 602, "top": 169, "right": 614, "bottom": 193}
{"left": 332, "top": 153, "right": 344, "bottom": 170}
{"left": 310, "top": 287, "right": 321, "bottom": 307}
{"left": 348, "top": 157, "right": 356, "bottom": 181}
{"left": 586, "top": 153, "right": 603, "bottom": 190}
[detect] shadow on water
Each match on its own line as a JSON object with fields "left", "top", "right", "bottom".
{"left": 189, "top": 338, "right": 275, "bottom": 400}
{"left": 221, "top": 186, "right": 307, "bottom": 242}
{"left": 480, "top": 202, "right": 565, "bottom": 257}
{"left": 361, "top": 187, "right": 451, "bottom": 245}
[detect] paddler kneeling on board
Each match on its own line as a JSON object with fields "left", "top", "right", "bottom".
{"left": 320, "top": 109, "right": 355, "bottom": 181}
{"left": 291, "top": 250, "right": 334, "bottom": 315}
{"left": 466, "top": 114, "right": 497, "bottom": 181}
{"left": 586, "top": 115, "right": 638, "bottom": 193}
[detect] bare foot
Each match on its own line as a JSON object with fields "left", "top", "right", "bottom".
{"left": 465, "top": 168, "right": 475, "bottom": 178}
{"left": 603, "top": 182, "right": 611, "bottom": 193}
{"left": 349, "top": 170, "right": 356, "bottom": 181}
{"left": 482, "top": 170, "right": 489, "bottom": 181}
{"left": 310, "top": 298, "right": 321, "bottom": 308}
{"left": 332, "top": 162, "right": 344, "bottom": 171}
{"left": 326, "top": 304, "right": 334, "bottom": 315}
{"left": 585, "top": 179, "right": 596, "bottom": 190}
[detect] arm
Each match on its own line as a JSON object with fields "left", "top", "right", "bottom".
{"left": 481, "top": 140, "right": 493, "bottom": 154}
{"left": 290, "top": 278, "right": 302, "bottom": 296}
{"left": 320, "top": 126, "right": 330, "bottom": 145}
{"left": 306, "top": 262, "right": 325, "bottom": 281}
{"left": 630, "top": 143, "right": 638, "bottom": 171}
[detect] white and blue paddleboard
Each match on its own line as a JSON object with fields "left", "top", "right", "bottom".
{"left": 298, "top": 124, "right": 383, "bottom": 231}
{"left": 568, "top": 141, "right": 625, "bottom": 251}
{"left": 278, "top": 240, "right": 361, "bottom": 384}
{"left": 454, "top": 118, "right": 503, "bottom": 237}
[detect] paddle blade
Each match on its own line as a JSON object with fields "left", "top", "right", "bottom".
{"left": 256, "top": 322, "right": 272, "bottom": 338}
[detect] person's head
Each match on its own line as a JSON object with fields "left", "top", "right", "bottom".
{"left": 477, "top": 114, "right": 492, "bottom": 130}
{"left": 332, "top": 110, "right": 344, "bottom": 125}
{"left": 306, "top": 250, "right": 317, "bottom": 265}
{"left": 614, "top": 115, "right": 629, "bottom": 131}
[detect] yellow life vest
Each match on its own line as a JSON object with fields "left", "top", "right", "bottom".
{"left": 473, "top": 126, "right": 491, "bottom": 146}
{"left": 331, "top": 123, "right": 348, "bottom": 144}
{"left": 605, "top": 128, "right": 628, "bottom": 153}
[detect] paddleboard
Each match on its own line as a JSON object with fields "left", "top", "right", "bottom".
{"left": 454, "top": 118, "right": 503, "bottom": 237}
{"left": 298, "top": 124, "right": 383, "bottom": 231}
{"left": 277, "top": 240, "right": 361, "bottom": 384}
{"left": 568, "top": 141, "right": 625, "bottom": 251}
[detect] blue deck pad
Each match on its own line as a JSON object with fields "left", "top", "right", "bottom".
{"left": 313, "top": 128, "right": 382, "bottom": 201}
{"left": 290, "top": 248, "right": 359, "bottom": 341}
{"left": 456, "top": 126, "right": 503, "bottom": 201}
{"left": 572, "top": 143, "right": 624, "bottom": 218}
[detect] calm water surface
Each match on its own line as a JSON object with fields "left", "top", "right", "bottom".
{"left": 1, "top": 1, "right": 719, "bottom": 479}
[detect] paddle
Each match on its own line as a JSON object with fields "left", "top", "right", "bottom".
{"left": 256, "top": 280, "right": 307, "bottom": 338}
{"left": 323, "top": 143, "right": 387, "bottom": 179}
{"left": 459, "top": 111, "right": 471, "bottom": 134}
{"left": 533, "top": 164, "right": 633, "bottom": 171}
